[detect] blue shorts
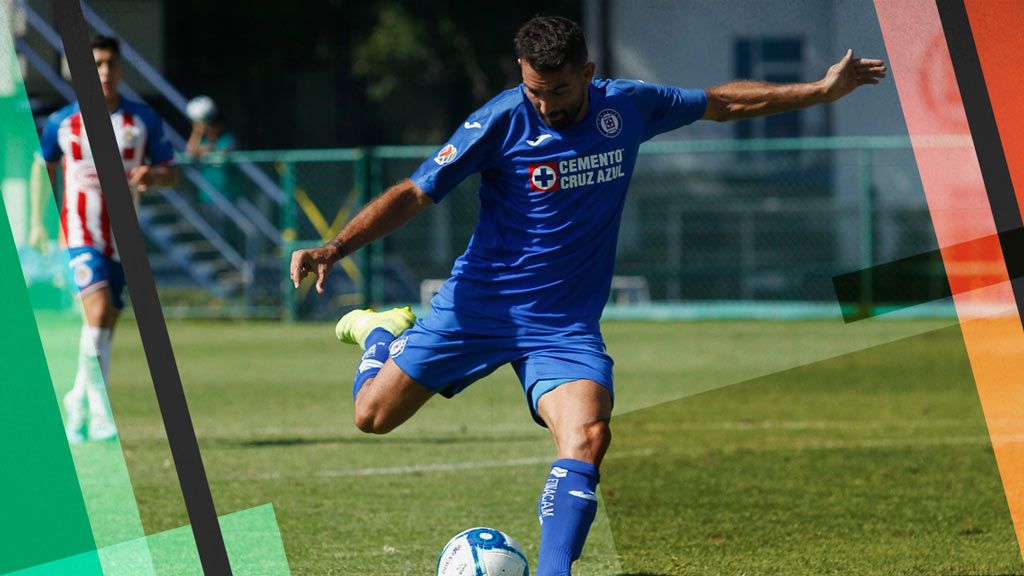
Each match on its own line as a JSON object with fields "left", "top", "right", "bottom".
{"left": 66, "top": 247, "right": 126, "bottom": 310}
{"left": 389, "top": 308, "right": 614, "bottom": 427}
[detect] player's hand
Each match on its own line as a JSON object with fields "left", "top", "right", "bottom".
{"left": 127, "top": 165, "right": 153, "bottom": 192}
{"left": 290, "top": 246, "right": 338, "bottom": 294}
{"left": 822, "top": 49, "right": 886, "bottom": 102}
{"left": 28, "top": 222, "right": 48, "bottom": 254}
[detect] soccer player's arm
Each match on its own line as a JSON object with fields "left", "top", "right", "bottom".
{"left": 701, "top": 49, "right": 886, "bottom": 122}
{"left": 28, "top": 159, "right": 59, "bottom": 253}
{"left": 291, "top": 107, "right": 503, "bottom": 293}
{"left": 129, "top": 112, "right": 180, "bottom": 191}
{"left": 290, "top": 179, "right": 434, "bottom": 293}
{"left": 29, "top": 114, "right": 64, "bottom": 253}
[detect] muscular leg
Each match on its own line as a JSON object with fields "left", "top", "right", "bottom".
{"left": 537, "top": 379, "right": 613, "bottom": 466}
{"left": 81, "top": 286, "right": 114, "bottom": 327}
{"left": 534, "top": 380, "right": 612, "bottom": 576}
{"left": 353, "top": 358, "right": 434, "bottom": 434}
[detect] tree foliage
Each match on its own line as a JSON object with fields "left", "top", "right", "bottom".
{"left": 167, "top": 0, "right": 580, "bottom": 148}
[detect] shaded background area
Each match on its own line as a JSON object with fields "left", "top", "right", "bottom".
{"left": 165, "top": 0, "right": 580, "bottom": 148}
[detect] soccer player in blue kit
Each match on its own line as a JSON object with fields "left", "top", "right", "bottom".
{"left": 291, "top": 16, "right": 885, "bottom": 575}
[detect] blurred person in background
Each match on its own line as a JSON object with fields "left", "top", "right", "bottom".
{"left": 186, "top": 95, "right": 237, "bottom": 238}
{"left": 29, "top": 34, "right": 178, "bottom": 443}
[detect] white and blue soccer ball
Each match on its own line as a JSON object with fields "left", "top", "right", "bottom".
{"left": 437, "top": 527, "right": 529, "bottom": 576}
{"left": 185, "top": 95, "right": 217, "bottom": 122}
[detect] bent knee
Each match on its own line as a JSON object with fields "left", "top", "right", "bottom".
{"left": 353, "top": 402, "right": 397, "bottom": 435}
{"left": 585, "top": 419, "right": 612, "bottom": 459}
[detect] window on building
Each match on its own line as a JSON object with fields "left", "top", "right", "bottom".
{"left": 733, "top": 38, "right": 806, "bottom": 139}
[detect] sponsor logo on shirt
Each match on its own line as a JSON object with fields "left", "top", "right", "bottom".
{"left": 463, "top": 121, "right": 482, "bottom": 129}
{"left": 434, "top": 143, "right": 458, "bottom": 166}
{"left": 596, "top": 108, "right": 623, "bottom": 138}
{"left": 556, "top": 148, "right": 626, "bottom": 190}
{"left": 529, "top": 163, "right": 560, "bottom": 192}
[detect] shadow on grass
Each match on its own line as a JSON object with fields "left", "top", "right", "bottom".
{"left": 207, "top": 433, "right": 543, "bottom": 448}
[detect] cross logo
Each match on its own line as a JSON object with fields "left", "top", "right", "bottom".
{"left": 529, "top": 163, "right": 560, "bottom": 191}
{"left": 596, "top": 108, "right": 623, "bottom": 138}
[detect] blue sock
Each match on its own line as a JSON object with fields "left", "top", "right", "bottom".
{"left": 353, "top": 328, "right": 395, "bottom": 401}
{"left": 536, "top": 458, "right": 600, "bottom": 576}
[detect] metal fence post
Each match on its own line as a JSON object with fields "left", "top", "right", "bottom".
{"left": 355, "top": 148, "right": 372, "bottom": 308}
{"left": 368, "top": 149, "right": 385, "bottom": 307}
{"left": 280, "top": 160, "right": 298, "bottom": 322}
{"left": 859, "top": 148, "right": 875, "bottom": 318}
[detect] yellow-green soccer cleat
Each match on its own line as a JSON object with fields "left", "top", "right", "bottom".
{"left": 335, "top": 306, "right": 416, "bottom": 350}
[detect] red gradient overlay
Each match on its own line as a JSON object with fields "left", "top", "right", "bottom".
{"left": 875, "top": 0, "right": 1024, "bottom": 556}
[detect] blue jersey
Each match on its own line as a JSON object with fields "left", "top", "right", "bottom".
{"left": 411, "top": 78, "right": 706, "bottom": 332}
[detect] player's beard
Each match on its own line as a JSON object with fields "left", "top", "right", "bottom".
{"left": 540, "top": 95, "right": 586, "bottom": 130}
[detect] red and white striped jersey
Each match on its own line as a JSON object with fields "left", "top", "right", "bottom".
{"left": 38, "top": 98, "right": 174, "bottom": 260}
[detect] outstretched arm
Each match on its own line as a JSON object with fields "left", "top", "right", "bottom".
{"left": 290, "top": 178, "right": 434, "bottom": 294}
{"left": 702, "top": 49, "right": 886, "bottom": 122}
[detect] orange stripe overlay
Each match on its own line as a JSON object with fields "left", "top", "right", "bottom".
{"left": 876, "top": 0, "right": 1024, "bottom": 557}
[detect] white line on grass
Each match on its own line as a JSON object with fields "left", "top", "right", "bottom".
{"left": 225, "top": 448, "right": 655, "bottom": 481}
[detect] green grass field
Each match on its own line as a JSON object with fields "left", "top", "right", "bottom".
{"left": 49, "top": 316, "right": 1024, "bottom": 575}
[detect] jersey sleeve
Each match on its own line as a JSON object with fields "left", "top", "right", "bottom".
{"left": 139, "top": 108, "right": 175, "bottom": 164}
{"left": 410, "top": 109, "right": 507, "bottom": 203}
{"left": 38, "top": 113, "right": 64, "bottom": 164}
{"left": 618, "top": 80, "right": 707, "bottom": 141}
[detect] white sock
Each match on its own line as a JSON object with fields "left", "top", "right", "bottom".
{"left": 77, "top": 325, "right": 114, "bottom": 421}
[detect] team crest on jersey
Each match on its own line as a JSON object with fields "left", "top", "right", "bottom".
{"left": 389, "top": 336, "right": 408, "bottom": 358}
{"left": 434, "top": 143, "right": 458, "bottom": 166}
{"left": 528, "top": 163, "right": 560, "bottom": 192}
{"left": 596, "top": 109, "right": 623, "bottom": 138}
{"left": 73, "top": 263, "right": 94, "bottom": 288}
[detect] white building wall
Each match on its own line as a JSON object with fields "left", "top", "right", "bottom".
{"left": 585, "top": 0, "right": 926, "bottom": 272}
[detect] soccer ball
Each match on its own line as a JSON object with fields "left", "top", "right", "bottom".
{"left": 185, "top": 95, "right": 217, "bottom": 122}
{"left": 437, "top": 527, "right": 529, "bottom": 576}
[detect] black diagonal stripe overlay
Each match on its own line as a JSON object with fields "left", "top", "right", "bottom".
{"left": 936, "top": 0, "right": 1024, "bottom": 320}
{"left": 49, "top": 1, "right": 233, "bottom": 574}
{"left": 833, "top": 226, "right": 1024, "bottom": 323}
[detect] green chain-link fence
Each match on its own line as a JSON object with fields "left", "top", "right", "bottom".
{"left": 21, "top": 137, "right": 946, "bottom": 320}
{"left": 232, "top": 136, "right": 943, "bottom": 322}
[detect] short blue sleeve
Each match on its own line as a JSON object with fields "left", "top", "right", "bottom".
{"left": 613, "top": 80, "right": 706, "bottom": 141}
{"left": 138, "top": 108, "right": 174, "bottom": 164}
{"left": 38, "top": 110, "right": 67, "bottom": 163}
{"left": 410, "top": 109, "right": 508, "bottom": 203}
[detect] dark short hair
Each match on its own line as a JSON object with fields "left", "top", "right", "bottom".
{"left": 514, "top": 15, "right": 588, "bottom": 72}
{"left": 91, "top": 35, "right": 120, "bottom": 56}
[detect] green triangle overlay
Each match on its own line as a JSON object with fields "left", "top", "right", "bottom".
{"left": 1, "top": 8, "right": 290, "bottom": 575}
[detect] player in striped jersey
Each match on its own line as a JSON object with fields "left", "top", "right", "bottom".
{"left": 29, "top": 35, "right": 178, "bottom": 443}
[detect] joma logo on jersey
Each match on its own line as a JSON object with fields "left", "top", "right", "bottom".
{"left": 434, "top": 143, "right": 458, "bottom": 166}
{"left": 528, "top": 163, "right": 560, "bottom": 192}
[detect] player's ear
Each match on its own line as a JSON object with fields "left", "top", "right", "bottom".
{"left": 582, "top": 62, "right": 596, "bottom": 83}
